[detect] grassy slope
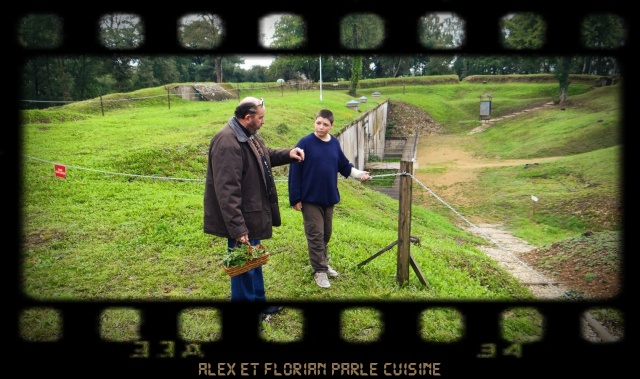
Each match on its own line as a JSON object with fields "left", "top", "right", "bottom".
{"left": 19, "top": 75, "right": 621, "bottom": 342}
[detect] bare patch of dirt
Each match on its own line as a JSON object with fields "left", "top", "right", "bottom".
{"left": 416, "top": 135, "right": 559, "bottom": 194}
{"left": 386, "top": 101, "right": 445, "bottom": 138}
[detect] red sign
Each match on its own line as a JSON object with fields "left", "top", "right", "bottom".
{"left": 54, "top": 164, "right": 66, "bottom": 178}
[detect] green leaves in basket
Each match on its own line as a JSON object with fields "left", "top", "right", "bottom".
{"left": 222, "top": 244, "right": 267, "bottom": 268}
{"left": 222, "top": 248, "right": 248, "bottom": 268}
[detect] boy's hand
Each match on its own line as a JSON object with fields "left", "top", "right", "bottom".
{"left": 360, "top": 172, "right": 372, "bottom": 182}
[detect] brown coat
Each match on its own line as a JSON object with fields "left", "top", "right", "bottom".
{"left": 203, "top": 118, "right": 295, "bottom": 240}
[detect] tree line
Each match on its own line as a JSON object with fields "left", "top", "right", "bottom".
{"left": 19, "top": 12, "right": 625, "bottom": 106}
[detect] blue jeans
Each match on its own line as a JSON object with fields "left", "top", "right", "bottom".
{"left": 227, "top": 238, "right": 266, "bottom": 303}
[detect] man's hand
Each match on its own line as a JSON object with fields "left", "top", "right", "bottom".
{"left": 292, "top": 202, "right": 302, "bottom": 211}
{"left": 290, "top": 147, "right": 304, "bottom": 162}
{"left": 237, "top": 234, "right": 249, "bottom": 244}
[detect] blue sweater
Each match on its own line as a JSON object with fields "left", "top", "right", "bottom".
{"left": 288, "top": 133, "right": 354, "bottom": 207}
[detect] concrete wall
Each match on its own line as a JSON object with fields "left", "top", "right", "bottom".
{"left": 172, "top": 84, "right": 237, "bottom": 101}
{"left": 384, "top": 137, "right": 408, "bottom": 158}
{"left": 173, "top": 85, "right": 199, "bottom": 101}
{"left": 335, "top": 101, "right": 388, "bottom": 170}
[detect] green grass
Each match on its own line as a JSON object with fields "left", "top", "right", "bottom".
{"left": 19, "top": 76, "right": 621, "bottom": 343}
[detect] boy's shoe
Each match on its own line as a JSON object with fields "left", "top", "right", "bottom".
{"left": 314, "top": 272, "right": 330, "bottom": 288}
{"left": 327, "top": 266, "right": 339, "bottom": 277}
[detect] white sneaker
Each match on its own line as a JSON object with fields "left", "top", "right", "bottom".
{"left": 327, "top": 266, "right": 339, "bottom": 277}
{"left": 314, "top": 272, "right": 330, "bottom": 288}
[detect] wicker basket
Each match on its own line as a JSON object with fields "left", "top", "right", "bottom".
{"left": 222, "top": 244, "right": 270, "bottom": 277}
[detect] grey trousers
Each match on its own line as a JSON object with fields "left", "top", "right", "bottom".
{"left": 301, "top": 202, "right": 334, "bottom": 274}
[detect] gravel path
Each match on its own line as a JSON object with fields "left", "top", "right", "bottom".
{"left": 462, "top": 223, "right": 568, "bottom": 299}
{"left": 463, "top": 222, "right": 617, "bottom": 343}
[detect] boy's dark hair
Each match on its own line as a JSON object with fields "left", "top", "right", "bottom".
{"left": 316, "top": 109, "right": 334, "bottom": 124}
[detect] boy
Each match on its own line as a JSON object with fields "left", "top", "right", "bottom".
{"left": 288, "top": 109, "right": 371, "bottom": 288}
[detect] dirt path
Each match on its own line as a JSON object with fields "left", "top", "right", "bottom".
{"left": 414, "top": 134, "right": 560, "bottom": 189}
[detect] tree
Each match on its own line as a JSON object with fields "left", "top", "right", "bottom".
{"left": 501, "top": 13, "right": 546, "bottom": 49}
{"left": 99, "top": 13, "right": 144, "bottom": 92}
{"left": 498, "top": 14, "right": 551, "bottom": 78}
{"left": 266, "top": 15, "right": 310, "bottom": 81}
{"left": 366, "top": 55, "right": 414, "bottom": 78}
{"left": 502, "top": 13, "right": 566, "bottom": 102}
{"left": 270, "top": 14, "right": 306, "bottom": 49}
{"left": 419, "top": 13, "right": 464, "bottom": 48}
{"left": 267, "top": 55, "right": 312, "bottom": 81}
{"left": 179, "top": 14, "right": 225, "bottom": 82}
{"left": 340, "top": 14, "right": 384, "bottom": 96}
{"left": 554, "top": 57, "right": 572, "bottom": 103}
{"left": 416, "top": 13, "right": 465, "bottom": 77}
{"left": 133, "top": 57, "right": 180, "bottom": 89}
{"left": 581, "top": 13, "right": 626, "bottom": 76}
{"left": 67, "top": 56, "right": 111, "bottom": 100}
{"left": 19, "top": 14, "right": 63, "bottom": 103}
{"left": 18, "top": 14, "right": 62, "bottom": 49}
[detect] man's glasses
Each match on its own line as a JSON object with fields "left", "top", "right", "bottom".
{"left": 258, "top": 98, "right": 265, "bottom": 109}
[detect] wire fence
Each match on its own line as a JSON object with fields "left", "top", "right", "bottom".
{"left": 23, "top": 152, "right": 565, "bottom": 296}
{"left": 19, "top": 80, "right": 405, "bottom": 110}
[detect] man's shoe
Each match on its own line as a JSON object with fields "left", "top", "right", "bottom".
{"left": 314, "top": 272, "right": 330, "bottom": 288}
{"left": 327, "top": 266, "right": 339, "bottom": 277}
{"left": 262, "top": 306, "right": 284, "bottom": 315}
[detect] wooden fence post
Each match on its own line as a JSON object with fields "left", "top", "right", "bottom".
{"left": 397, "top": 160, "right": 413, "bottom": 284}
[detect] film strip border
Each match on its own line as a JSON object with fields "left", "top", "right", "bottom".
{"left": 10, "top": 2, "right": 632, "bottom": 376}
{"left": 14, "top": 301, "right": 628, "bottom": 375}
{"left": 9, "top": 3, "right": 632, "bottom": 55}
